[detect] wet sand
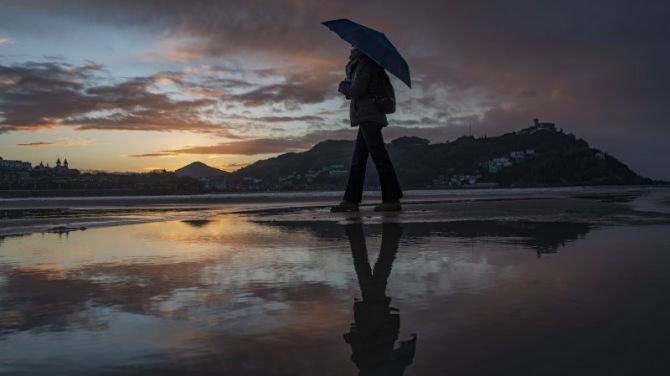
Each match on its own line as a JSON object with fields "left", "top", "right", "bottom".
{"left": 2, "top": 187, "right": 670, "bottom": 237}
{"left": 1, "top": 190, "right": 670, "bottom": 375}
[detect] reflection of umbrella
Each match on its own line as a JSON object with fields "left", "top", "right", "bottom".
{"left": 322, "top": 18, "right": 411, "bottom": 88}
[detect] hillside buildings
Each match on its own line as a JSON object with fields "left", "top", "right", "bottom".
{"left": 0, "top": 156, "right": 80, "bottom": 186}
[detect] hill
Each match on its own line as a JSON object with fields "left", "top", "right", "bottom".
{"left": 175, "top": 162, "right": 228, "bottom": 179}
{"left": 225, "top": 124, "right": 653, "bottom": 190}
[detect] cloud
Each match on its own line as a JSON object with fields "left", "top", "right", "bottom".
{"left": 394, "top": 117, "right": 441, "bottom": 126}
{"left": 16, "top": 138, "right": 93, "bottom": 148}
{"left": 223, "top": 114, "right": 324, "bottom": 123}
{"left": 129, "top": 125, "right": 477, "bottom": 157}
{"left": 128, "top": 152, "right": 172, "bottom": 158}
{"left": 0, "top": 36, "right": 14, "bottom": 46}
{"left": 129, "top": 129, "right": 351, "bottom": 157}
{"left": 5, "top": 1, "right": 669, "bottom": 118}
{"left": 0, "top": 61, "right": 228, "bottom": 133}
{"left": 131, "top": 138, "right": 309, "bottom": 157}
{"left": 217, "top": 162, "right": 249, "bottom": 172}
{"left": 0, "top": 60, "right": 342, "bottom": 134}
{"left": 228, "top": 69, "right": 341, "bottom": 109}
{"left": 16, "top": 141, "right": 55, "bottom": 147}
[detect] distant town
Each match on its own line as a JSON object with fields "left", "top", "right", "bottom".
{"left": 0, "top": 156, "right": 203, "bottom": 196}
{"left": 0, "top": 120, "right": 654, "bottom": 197}
{"left": 1, "top": 157, "right": 79, "bottom": 183}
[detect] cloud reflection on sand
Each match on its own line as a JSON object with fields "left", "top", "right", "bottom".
{"left": 6, "top": 216, "right": 667, "bottom": 375}
{"left": 0, "top": 217, "right": 591, "bottom": 333}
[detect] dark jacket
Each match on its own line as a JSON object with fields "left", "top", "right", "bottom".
{"left": 339, "top": 52, "right": 388, "bottom": 127}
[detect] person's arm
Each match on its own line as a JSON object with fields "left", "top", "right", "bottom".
{"left": 341, "top": 59, "right": 373, "bottom": 100}
{"left": 338, "top": 80, "right": 352, "bottom": 99}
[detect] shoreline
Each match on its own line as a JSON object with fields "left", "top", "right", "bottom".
{"left": 0, "top": 185, "right": 665, "bottom": 208}
{"left": 2, "top": 186, "right": 670, "bottom": 238}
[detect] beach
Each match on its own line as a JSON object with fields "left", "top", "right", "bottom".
{"left": 2, "top": 186, "right": 669, "bottom": 237}
{"left": 2, "top": 186, "right": 670, "bottom": 375}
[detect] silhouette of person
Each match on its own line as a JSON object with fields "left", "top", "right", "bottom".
{"left": 343, "top": 222, "right": 417, "bottom": 375}
{"left": 331, "top": 47, "right": 403, "bottom": 213}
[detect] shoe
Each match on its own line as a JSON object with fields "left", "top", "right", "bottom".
{"left": 330, "top": 201, "right": 359, "bottom": 212}
{"left": 374, "top": 201, "right": 402, "bottom": 212}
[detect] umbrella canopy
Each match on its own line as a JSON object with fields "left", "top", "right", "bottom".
{"left": 322, "top": 18, "right": 411, "bottom": 88}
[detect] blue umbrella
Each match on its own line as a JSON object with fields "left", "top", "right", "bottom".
{"left": 322, "top": 18, "right": 411, "bottom": 88}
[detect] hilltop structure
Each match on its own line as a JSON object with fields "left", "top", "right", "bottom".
{"left": 517, "top": 118, "right": 559, "bottom": 135}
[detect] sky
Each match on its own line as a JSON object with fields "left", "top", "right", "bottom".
{"left": 0, "top": 0, "right": 668, "bottom": 179}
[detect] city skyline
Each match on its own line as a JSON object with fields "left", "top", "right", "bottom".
{"left": 1, "top": 1, "right": 669, "bottom": 179}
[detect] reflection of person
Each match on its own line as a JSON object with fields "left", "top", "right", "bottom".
{"left": 343, "top": 222, "right": 417, "bottom": 375}
{"left": 331, "top": 47, "right": 403, "bottom": 213}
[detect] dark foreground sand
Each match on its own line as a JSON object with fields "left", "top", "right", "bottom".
{"left": 2, "top": 187, "right": 670, "bottom": 237}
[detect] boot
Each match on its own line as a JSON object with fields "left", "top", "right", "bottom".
{"left": 330, "top": 200, "right": 359, "bottom": 212}
{"left": 373, "top": 201, "right": 402, "bottom": 212}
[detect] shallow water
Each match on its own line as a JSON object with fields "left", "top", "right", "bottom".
{"left": 1, "top": 215, "right": 669, "bottom": 375}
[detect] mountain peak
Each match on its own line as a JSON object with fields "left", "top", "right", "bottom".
{"left": 175, "top": 161, "right": 228, "bottom": 179}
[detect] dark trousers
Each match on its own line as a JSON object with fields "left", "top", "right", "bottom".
{"left": 343, "top": 122, "right": 403, "bottom": 203}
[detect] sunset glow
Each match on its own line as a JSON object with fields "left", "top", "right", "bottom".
{"left": 1, "top": 1, "right": 669, "bottom": 179}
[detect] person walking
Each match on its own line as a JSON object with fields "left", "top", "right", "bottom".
{"left": 330, "top": 47, "right": 404, "bottom": 212}
{"left": 322, "top": 19, "right": 411, "bottom": 212}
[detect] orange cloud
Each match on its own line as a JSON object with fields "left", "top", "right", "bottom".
{"left": 16, "top": 141, "right": 55, "bottom": 147}
{"left": 16, "top": 138, "right": 93, "bottom": 148}
{"left": 152, "top": 35, "right": 211, "bottom": 62}
{"left": 128, "top": 126, "right": 471, "bottom": 158}
{"left": 130, "top": 138, "right": 307, "bottom": 157}
{"left": 217, "top": 162, "right": 250, "bottom": 172}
